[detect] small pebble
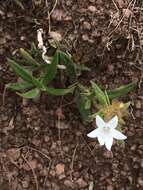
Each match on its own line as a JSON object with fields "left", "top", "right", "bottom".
{"left": 88, "top": 6, "right": 96, "bottom": 12}
{"left": 83, "top": 21, "right": 91, "bottom": 30}
{"left": 22, "top": 180, "right": 29, "bottom": 189}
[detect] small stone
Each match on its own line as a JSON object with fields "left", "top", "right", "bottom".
{"left": 108, "top": 64, "right": 114, "bottom": 73}
{"left": 51, "top": 9, "right": 65, "bottom": 21}
{"left": 135, "top": 110, "right": 141, "bottom": 118}
{"left": 49, "top": 31, "right": 62, "bottom": 42}
{"left": 40, "top": 168, "right": 49, "bottom": 176}
{"left": 117, "top": 0, "right": 125, "bottom": 8}
{"left": 56, "top": 121, "right": 69, "bottom": 129}
{"left": 58, "top": 174, "right": 66, "bottom": 180}
{"left": 63, "top": 146, "right": 69, "bottom": 152}
{"left": 0, "top": 10, "right": 5, "bottom": 16}
{"left": 89, "top": 0, "right": 95, "bottom": 2}
{"left": 107, "top": 185, "right": 113, "bottom": 190}
{"left": 131, "top": 145, "right": 137, "bottom": 150}
{"left": 66, "top": 0, "right": 72, "bottom": 6}
{"left": 20, "top": 36, "right": 26, "bottom": 41}
{"left": 76, "top": 178, "right": 87, "bottom": 188}
{"left": 88, "top": 6, "right": 96, "bottom": 12}
{"left": 0, "top": 37, "right": 6, "bottom": 45}
{"left": 22, "top": 180, "right": 29, "bottom": 188}
{"left": 55, "top": 163, "right": 65, "bottom": 175}
{"left": 7, "top": 12, "right": 13, "bottom": 18}
{"left": 141, "top": 159, "right": 143, "bottom": 168}
{"left": 136, "top": 101, "right": 142, "bottom": 109}
{"left": 138, "top": 177, "right": 143, "bottom": 187}
{"left": 82, "top": 34, "right": 89, "bottom": 41}
{"left": 64, "top": 180, "right": 76, "bottom": 189}
{"left": 51, "top": 183, "right": 60, "bottom": 190}
{"left": 7, "top": 148, "right": 20, "bottom": 161}
{"left": 22, "top": 159, "right": 37, "bottom": 171}
{"left": 103, "top": 151, "right": 113, "bottom": 158}
{"left": 123, "top": 9, "right": 132, "bottom": 18}
{"left": 83, "top": 21, "right": 91, "bottom": 30}
{"left": 50, "top": 169, "right": 56, "bottom": 177}
{"left": 44, "top": 136, "right": 50, "bottom": 142}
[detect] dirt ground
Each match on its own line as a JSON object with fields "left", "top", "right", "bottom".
{"left": 0, "top": 0, "right": 143, "bottom": 189}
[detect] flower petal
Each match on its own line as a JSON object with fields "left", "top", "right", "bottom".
{"left": 111, "top": 129, "right": 127, "bottom": 140}
{"left": 87, "top": 128, "right": 101, "bottom": 138}
{"left": 96, "top": 115, "right": 105, "bottom": 128}
{"left": 107, "top": 115, "right": 118, "bottom": 129}
{"left": 97, "top": 134, "right": 105, "bottom": 145}
{"left": 104, "top": 136, "right": 113, "bottom": 151}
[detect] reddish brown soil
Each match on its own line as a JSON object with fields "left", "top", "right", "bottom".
{"left": 0, "top": 0, "right": 143, "bottom": 190}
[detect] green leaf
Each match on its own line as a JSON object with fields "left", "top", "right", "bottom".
{"left": 74, "top": 64, "right": 91, "bottom": 76}
{"left": 20, "top": 48, "right": 40, "bottom": 66}
{"left": 58, "top": 50, "right": 76, "bottom": 79}
{"left": 16, "top": 88, "right": 40, "bottom": 99}
{"left": 107, "top": 82, "right": 136, "bottom": 100}
{"left": 105, "top": 90, "right": 110, "bottom": 105}
{"left": 41, "top": 51, "right": 59, "bottom": 85}
{"left": 123, "top": 101, "right": 131, "bottom": 110}
{"left": 6, "top": 82, "right": 34, "bottom": 90}
{"left": 45, "top": 85, "right": 75, "bottom": 96}
{"left": 31, "top": 42, "right": 37, "bottom": 54}
{"left": 85, "top": 98, "right": 91, "bottom": 109}
{"left": 7, "top": 58, "right": 34, "bottom": 83}
{"left": 7, "top": 59, "right": 42, "bottom": 89}
{"left": 91, "top": 81, "right": 108, "bottom": 106}
{"left": 75, "top": 89, "right": 92, "bottom": 123}
{"left": 14, "top": 0, "right": 24, "bottom": 10}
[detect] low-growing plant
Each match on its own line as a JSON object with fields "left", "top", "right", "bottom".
{"left": 6, "top": 28, "right": 91, "bottom": 100}
{"left": 76, "top": 81, "right": 136, "bottom": 150}
{"left": 76, "top": 81, "right": 136, "bottom": 124}
{"left": 5, "top": 28, "right": 137, "bottom": 151}
{"left": 6, "top": 45, "right": 77, "bottom": 99}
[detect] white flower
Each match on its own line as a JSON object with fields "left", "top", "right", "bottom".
{"left": 87, "top": 115, "right": 127, "bottom": 151}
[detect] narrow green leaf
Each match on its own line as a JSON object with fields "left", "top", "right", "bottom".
{"left": 6, "top": 82, "right": 33, "bottom": 90}
{"left": 14, "top": 0, "right": 24, "bottom": 10}
{"left": 91, "top": 81, "right": 108, "bottom": 106}
{"left": 41, "top": 51, "right": 59, "bottom": 85}
{"left": 20, "top": 48, "right": 40, "bottom": 66}
{"left": 31, "top": 42, "right": 37, "bottom": 54}
{"left": 45, "top": 85, "right": 75, "bottom": 96}
{"left": 74, "top": 64, "right": 91, "bottom": 76}
{"left": 75, "top": 90, "right": 92, "bottom": 123}
{"left": 105, "top": 90, "right": 110, "bottom": 105}
{"left": 7, "top": 59, "right": 42, "bottom": 89}
{"left": 16, "top": 88, "right": 40, "bottom": 99}
{"left": 107, "top": 82, "right": 136, "bottom": 100}
{"left": 123, "top": 102, "right": 131, "bottom": 110}
{"left": 58, "top": 50, "right": 76, "bottom": 79}
{"left": 85, "top": 98, "right": 91, "bottom": 109}
{"left": 7, "top": 58, "right": 34, "bottom": 83}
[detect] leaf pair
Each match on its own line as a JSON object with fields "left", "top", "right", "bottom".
{"left": 91, "top": 81, "right": 136, "bottom": 106}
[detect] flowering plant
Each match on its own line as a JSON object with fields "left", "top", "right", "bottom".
{"left": 76, "top": 81, "right": 136, "bottom": 123}
{"left": 6, "top": 30, "right": 78, "bottom": 99}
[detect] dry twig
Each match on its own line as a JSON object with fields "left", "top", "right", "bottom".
{"left": 22, "top": 154, "right": 39, "bottom": 190}
{"left": 108, "top": 0, "right": 135, "bottom": 37}
{"left": 70, "top": 143, "right": 78, "bottom": 181}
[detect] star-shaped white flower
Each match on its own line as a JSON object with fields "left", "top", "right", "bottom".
{"left": 87, "top": 115, "right": 127, "bottom": 151}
